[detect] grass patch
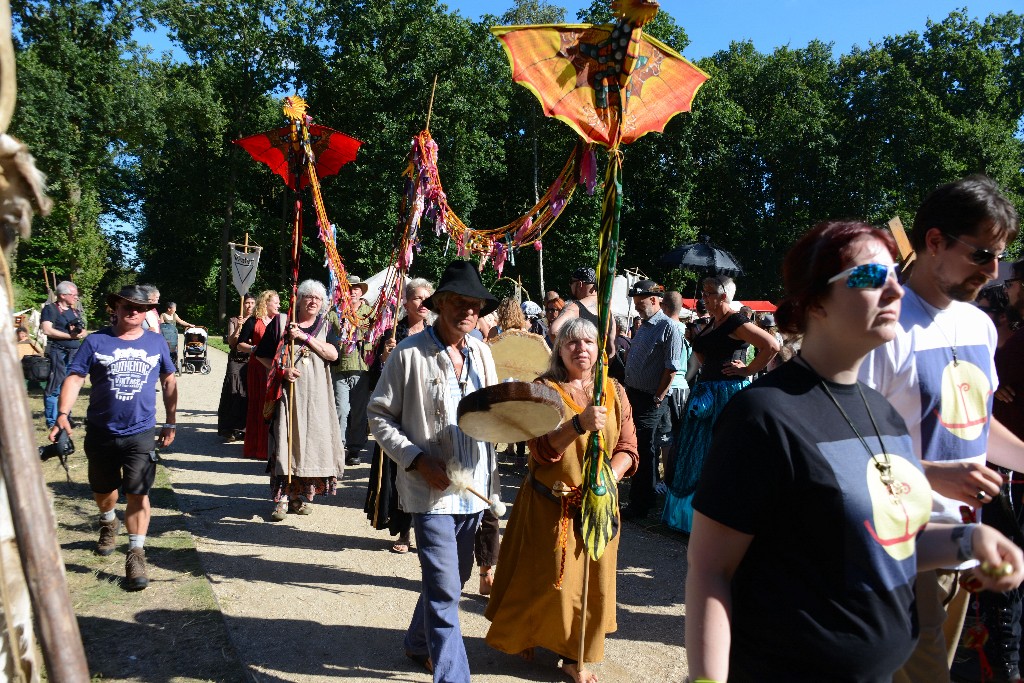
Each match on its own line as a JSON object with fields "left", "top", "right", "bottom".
{"left": 27, "top": 384, "right": 246, "bottom": 682}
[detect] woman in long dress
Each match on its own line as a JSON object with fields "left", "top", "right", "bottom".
{"left": 364, "top": 277, "right": 433, "bottom": 553}
{"left": 255, "top": 280, "right": 345, "bottom": 520}
{"left": 485, "top": 317, "right": 638, "bottom": 683}
{"left": 217, "top": 292, "right": 256, "bottom": 440}
{"left": 661, "top": 275, "right": 778, "bottom": 533}
{"left": 684, "top": 221, "right": 1024, "bottom": 681}
{"left": 239, "top": 290, "right": 279, "bottom": 460}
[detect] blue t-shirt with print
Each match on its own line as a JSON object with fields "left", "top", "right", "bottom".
{"left": 67, "top": 327, "right": 175, "bottom": 437}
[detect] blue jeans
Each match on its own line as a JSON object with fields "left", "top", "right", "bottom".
{"left": 333, "top": 369, "right": 368, "bottom": 451}
{"left": 405, "top": 512, "right": 481, "bottom": 683}
{"left": 44, "top": 345, "right": 77, "bottom": 427}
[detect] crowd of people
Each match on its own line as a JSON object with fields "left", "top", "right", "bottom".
{"left": 27, "top": 172, "right": 1024, "bottom": 683}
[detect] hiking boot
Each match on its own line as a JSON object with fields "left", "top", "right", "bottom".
{"left": 125, "top": 548, "right": 148, "bottom": 591}
{"left": 96, "top": 517, "right": 121, "bottom": 556}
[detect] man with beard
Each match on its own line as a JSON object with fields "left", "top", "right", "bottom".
{"left": 861, "top": 175, "right": 1023, "bottom": 683}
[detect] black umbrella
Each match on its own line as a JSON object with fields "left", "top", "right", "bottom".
{"left": 660, "top": 235, "right": 744, "bottom": 277}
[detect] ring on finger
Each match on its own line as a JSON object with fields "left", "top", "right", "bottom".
{"left": 977, "top": 490, "right": 988, "bottom": 501}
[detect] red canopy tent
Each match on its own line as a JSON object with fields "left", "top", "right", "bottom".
{"left": 681, "top": 299, "right": 776, "bottom": 312}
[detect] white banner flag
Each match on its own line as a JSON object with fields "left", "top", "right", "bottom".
{"left": 230, "top": 245, "right": 262, "bottom": 296}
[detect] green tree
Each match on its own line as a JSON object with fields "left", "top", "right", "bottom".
{"left": 11, "top": 0, "right": 164, "bottom": 318}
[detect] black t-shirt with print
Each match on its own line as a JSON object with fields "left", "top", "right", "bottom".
{"left": 41, "top": 303, "right": 83, "bottom": 349}
{"left": 693, "top": 360, "right": 931, "bottom": 682}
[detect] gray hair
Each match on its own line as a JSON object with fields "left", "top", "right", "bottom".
{"left": 55, "top": 280, "right": 77, "bottom": 295}
{"left": 704, "top": 275, "right": 737, "bottom": 303}
{"left": 406, "top": 277, "right": 434, "bottom": 299}
{"left": 297, "top": 279, "right": 328, "bottom": 302}
{"left": 140, "top": 284, "right": 160, "bottom": 303}
{"left": 540, "top": 317, "right": 599, "bottom": 384}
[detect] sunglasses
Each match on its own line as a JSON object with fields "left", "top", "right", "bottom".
{"left": 827, "top": 262, "right": 899, "bottom": 289}
{"left": 944, "top": 232, "right": 1005, "bottom": 265}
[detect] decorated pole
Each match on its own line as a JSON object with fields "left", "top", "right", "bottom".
{"left": 491, "top": 0, "right": 709, "bottom": 670}
{"left": 235, "top": 95, "right": 362, "bottom": 485}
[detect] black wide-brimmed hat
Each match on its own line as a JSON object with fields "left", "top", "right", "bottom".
{"left": 106, "top": 285, "right": 155, "bottom": 309}
{"left": 423, "top": 260, "right": 499, "bottom": 316}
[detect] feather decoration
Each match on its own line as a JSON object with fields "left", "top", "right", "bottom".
{"left": 580, "top": 433, "right": 619, "bottom": 560}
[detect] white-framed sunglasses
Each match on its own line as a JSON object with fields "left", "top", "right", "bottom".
{"left": 826, "top": 263, "right": 899, "bottom": 289}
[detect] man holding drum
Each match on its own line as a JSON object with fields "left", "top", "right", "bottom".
{"left": 368, "top": 260, "right": 500, "bottom": 683}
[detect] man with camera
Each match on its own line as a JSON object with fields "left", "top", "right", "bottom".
{"left": 48, "top": 285, "right": 177, "bottom": 591}
{"left": 40, "top": 281, "right": 86, "bottom": 428}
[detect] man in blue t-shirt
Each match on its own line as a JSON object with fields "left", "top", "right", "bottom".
{"left": 48, "top": 285, "right": 177, "bottom": 591}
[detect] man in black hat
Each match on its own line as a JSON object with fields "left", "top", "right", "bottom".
{"left": 48, "top": 285, "right": 177, "bottom": 591}
{"left": 368, "top": 260, "right": 500, "bottom": 682}
{"left": 622, "top": 278, "right": 683, "bottom": 520}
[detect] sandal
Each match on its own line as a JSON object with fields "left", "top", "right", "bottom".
{"left": 405, "top": 650, "right": 433, "bottom": 674}
{"left": 479, "top": 565, "right": 495, "bottom": 596}
{"left": 391, "top": 542, "right": 409, "bottom": 554}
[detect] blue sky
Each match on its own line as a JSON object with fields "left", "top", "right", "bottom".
{"left": 442, "top": 1, "right": 1020, "bottom": 60}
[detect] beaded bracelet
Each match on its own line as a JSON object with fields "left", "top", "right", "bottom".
{"left": 571, "top": 414, "right": 587, "bottom": 435}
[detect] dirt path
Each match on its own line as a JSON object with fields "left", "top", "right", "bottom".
{"left": 158, "top": 347, "right": 690, "bottom": 682}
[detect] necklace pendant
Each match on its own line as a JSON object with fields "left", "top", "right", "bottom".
{"left": 876, "top": 462, "right": 902, "bottom": 501}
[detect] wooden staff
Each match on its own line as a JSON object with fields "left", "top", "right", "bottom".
{"left": 551, "top": 479, "right": 591, "bottom": 669}
{"left": 389, "top": 274, "right": 405, "bottom": 343}
{"left": 238, "top": 232, "right": 250, "bottom": 318}
{"left": 0, "top": 259, "right": 89, "bottom": 680}
{"left": 577, "top": 560, "right": 591, "bottom": 666}
{"left": 425, "top": 75, "right": 438, "bottom": 133}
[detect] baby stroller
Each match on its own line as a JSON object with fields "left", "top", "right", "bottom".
{"left": 159, "top": 322, "right": 180, "bottom": 375}
{"left": 181, "top": 326, "right": 211, "bottom": 374}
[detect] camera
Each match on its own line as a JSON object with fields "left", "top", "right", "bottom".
{"left": 66, "top": 318, "right": 84, "bottom": 337}
{"left": 40, "top": 428, "right": 75, "bottom": 461}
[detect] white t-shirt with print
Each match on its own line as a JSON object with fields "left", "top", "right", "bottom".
{"left": 860, "top": 287, "right": 998, "bottom": 524}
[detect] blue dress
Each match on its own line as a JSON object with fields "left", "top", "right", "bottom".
{"left": 662, "top": 313, "right": 750, "bottom": 533}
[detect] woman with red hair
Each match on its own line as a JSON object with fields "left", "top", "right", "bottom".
{"left": 684, "top": 221, "right": 1024, "bottom": 682}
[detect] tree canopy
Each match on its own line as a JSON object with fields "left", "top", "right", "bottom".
{"left": 10, "top": 0, "right": 1024, "bottom": 321}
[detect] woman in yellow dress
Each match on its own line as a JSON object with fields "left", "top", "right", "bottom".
{"left": 485, "top": 317, "right": 638, "bottom": 683}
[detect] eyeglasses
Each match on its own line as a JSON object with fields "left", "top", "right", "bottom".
{"left": 943, "top": 232, "right": 1005, "bottom": 265}
{"left": 827, "top": 263, "right": 899, "bottom": 289}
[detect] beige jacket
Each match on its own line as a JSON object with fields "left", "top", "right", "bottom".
{"left": 368, "top": 330, "right": 499, "bottom": 513}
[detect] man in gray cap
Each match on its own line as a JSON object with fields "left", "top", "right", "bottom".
{"left": 622, "top": 278, "right": 683, "bottom": 520}
{"left": 48, "top": 285, "right": 177, "bottom": 590}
